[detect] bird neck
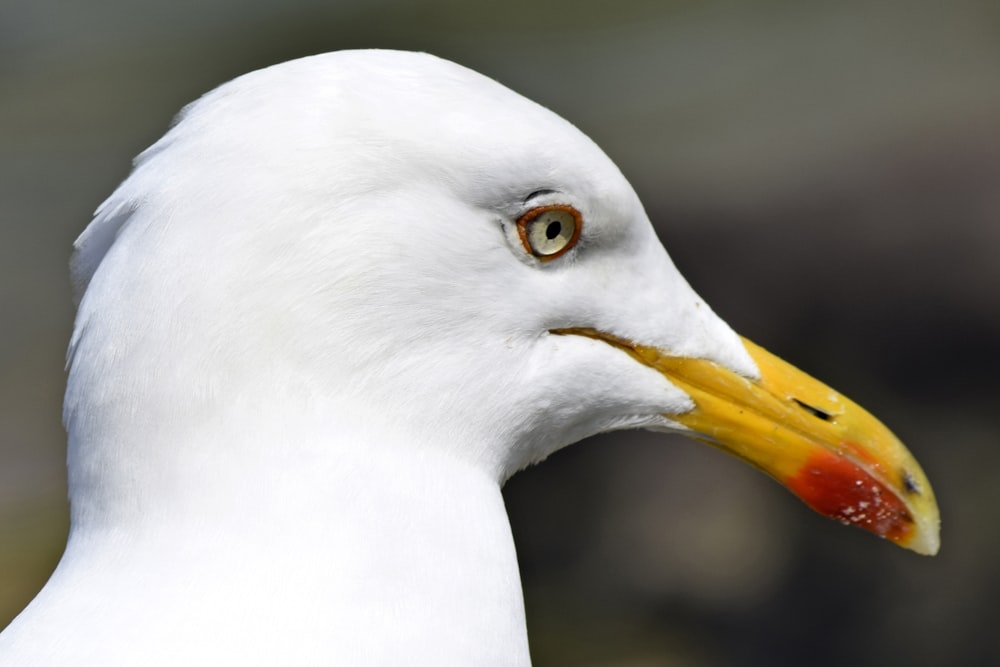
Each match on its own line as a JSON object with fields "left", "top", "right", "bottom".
{"left": 49, "top": 422, "right": 532, "bottom": 664}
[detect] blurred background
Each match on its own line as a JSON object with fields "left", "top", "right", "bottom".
{"left": 2, "top": 0, "right": 998, "bottom": 664}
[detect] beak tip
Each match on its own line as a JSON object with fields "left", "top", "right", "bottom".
{"left": 903, "top": 512, "right": 941, "bottom": 556}
{"left": 785, "top": 447, "right": 940, "bottom": 556}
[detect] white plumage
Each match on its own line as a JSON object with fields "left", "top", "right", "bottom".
{"left": 0, "top": 49, "right": 937, "bottom": 665}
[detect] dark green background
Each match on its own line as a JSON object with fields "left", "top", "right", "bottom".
{"left": 3, "top": 1, "right": 998, "bottom": 664}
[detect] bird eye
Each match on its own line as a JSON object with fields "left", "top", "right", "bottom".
{"left": 516, "top": 205, "right": 582, "bottom": 261}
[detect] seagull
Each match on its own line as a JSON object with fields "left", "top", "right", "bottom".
{"left": 0, "top": 50, "right": 939, "bottom": 665}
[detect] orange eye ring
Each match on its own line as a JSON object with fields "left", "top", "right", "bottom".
{"left": 515, "top": 205, "right": 583, "bottom": 261}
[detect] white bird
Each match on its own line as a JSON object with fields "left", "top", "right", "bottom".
{"left": 0, "top": 50, "right": 938, "bottom": 665}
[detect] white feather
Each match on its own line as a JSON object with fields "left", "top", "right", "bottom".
{"left": 0, "top": 50, "right": 755, "bottom": 665}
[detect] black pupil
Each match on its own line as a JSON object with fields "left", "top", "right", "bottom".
{"left": 545, "top": 220, "right": 562, "bottom": 240}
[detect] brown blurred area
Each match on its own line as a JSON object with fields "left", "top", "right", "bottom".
{"left": 2, "top": 1, "right": 998, "bottom": 664}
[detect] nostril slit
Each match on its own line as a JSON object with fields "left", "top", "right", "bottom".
{"left": 792, "top": 398, "right": 833, "bottom": 422}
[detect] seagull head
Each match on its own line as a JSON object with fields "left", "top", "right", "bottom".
{"left": 67, "top": 50, "right": 938, "bottom": 555}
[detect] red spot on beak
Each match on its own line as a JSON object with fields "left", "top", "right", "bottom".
{"left": 786, "top": 448, "right": 914, "bottom": 544}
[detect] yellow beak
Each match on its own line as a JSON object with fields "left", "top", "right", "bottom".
{"left": 555, "top": 329, "right": 940, "bottom": 555}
